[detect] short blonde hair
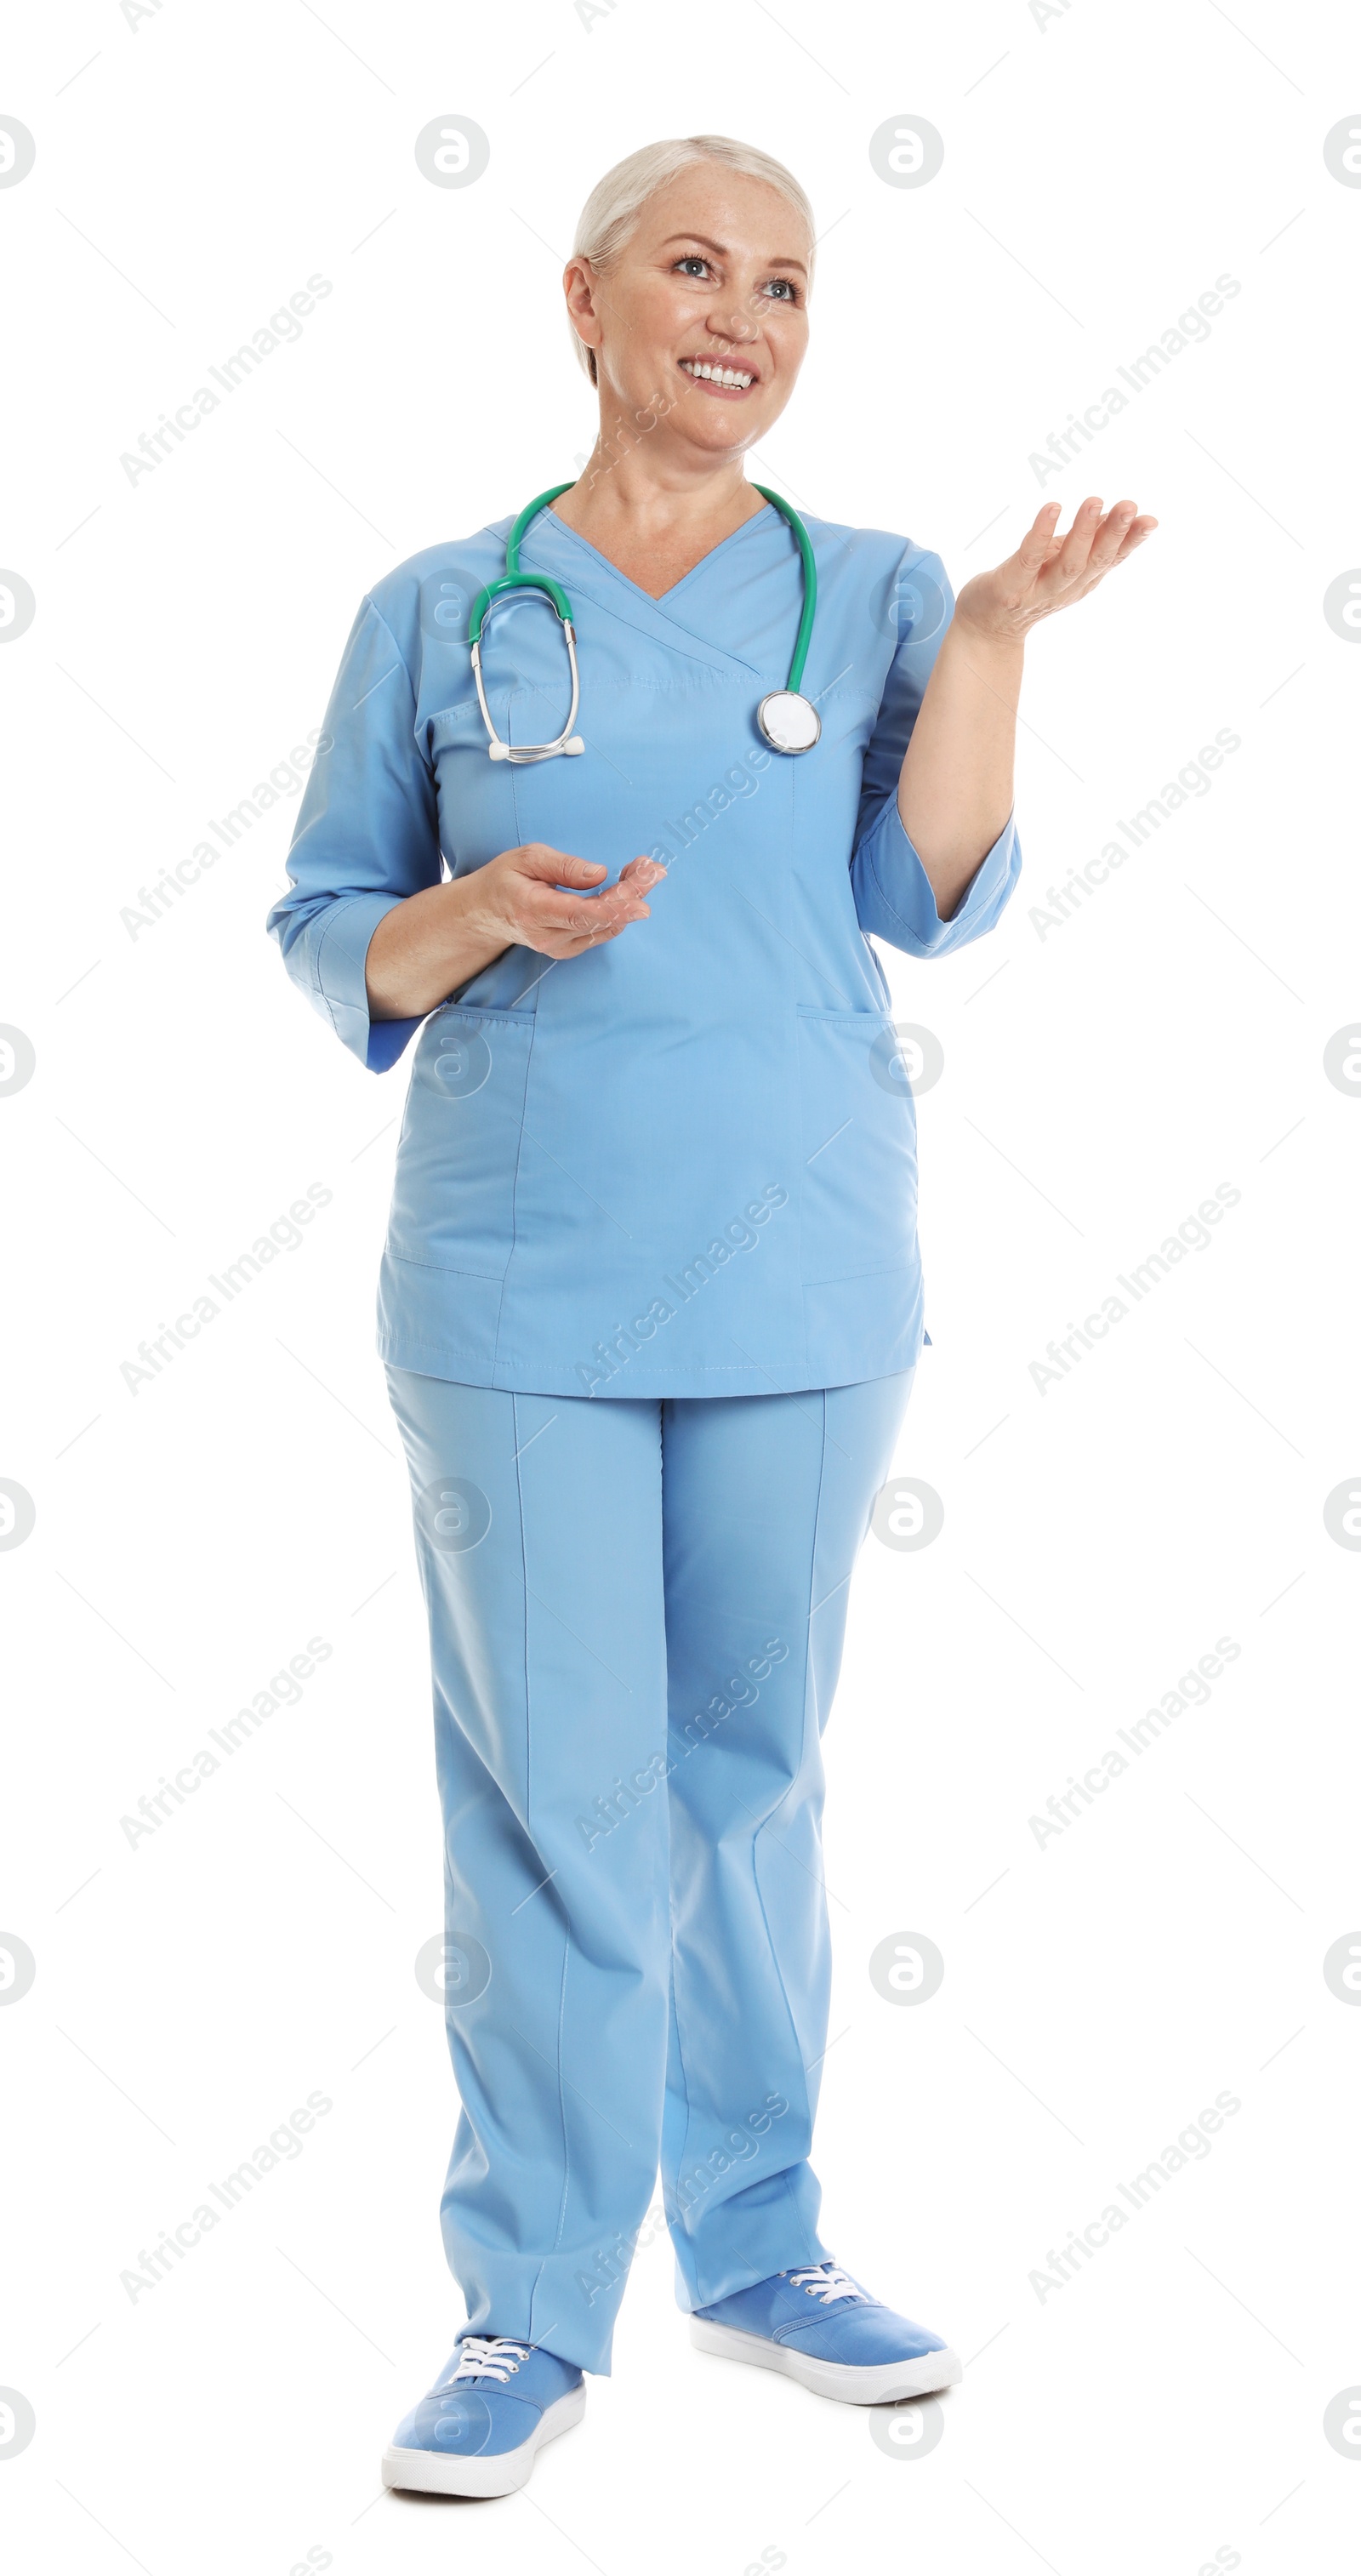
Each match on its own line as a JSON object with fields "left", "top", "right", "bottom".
{"left": 568, "top": 134, "right": 816, "bottom": 385}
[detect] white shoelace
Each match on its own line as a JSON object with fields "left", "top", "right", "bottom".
{"left": 786, "top": 2262, "right": 868, "bottom": 2304}
{"left": 449, "top": 2335, "right": 532, "bottom": 2384}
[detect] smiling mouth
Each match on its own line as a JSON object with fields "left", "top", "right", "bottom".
{"left": 679, "top": 356, "right": 757, "bottom": 394}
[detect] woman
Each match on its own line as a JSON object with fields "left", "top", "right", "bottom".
{"left": 267, "top": 134, "right": 1153, "bottom": 2497}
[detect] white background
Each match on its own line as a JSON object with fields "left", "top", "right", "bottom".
{"left": 3, "top": 2, "right": 1358, "bottom": 2570}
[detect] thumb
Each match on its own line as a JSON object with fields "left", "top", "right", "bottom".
{"left": 519, "top": 845, "right": 606, "bottom": 884}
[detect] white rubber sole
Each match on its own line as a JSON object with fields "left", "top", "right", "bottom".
{"left": 690, "top": 2317, "right": 963, "bottom": 2406}
{"left": 381, "top": 2384, "right": 586, "bottom": 2498}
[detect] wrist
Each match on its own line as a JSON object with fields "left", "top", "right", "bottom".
{"left": 445, "top": 865, "right": 510, "bottom": 960}
{"left": 948, "top": 612, "right": 1026, "bottom": 667}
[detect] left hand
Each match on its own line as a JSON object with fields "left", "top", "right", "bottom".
{"left": 953, "top": 495, "right": 1158, "bottom": 647}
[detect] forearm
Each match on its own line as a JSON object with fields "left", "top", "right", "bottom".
{"left": 896, "top": 619, "right": 1024, "bottom": 920}
{"left": 364, "top": 845, "right": 665, "bottom": 1019}
{"left": 365, "top": 876, "right": 507, "bottom": 1021}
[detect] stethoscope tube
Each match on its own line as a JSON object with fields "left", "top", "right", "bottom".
{"left": 751, "top": 483, "right": 817, "bottom": 698}
{"left": 470, "top": 490, "right": 584, "bottom": 761}
{"left": 467, "top": 479, "right": 820, "bottom": 761}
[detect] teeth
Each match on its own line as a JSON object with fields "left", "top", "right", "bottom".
{"left": 681, "top": 360, "right": 754, "bottom": 388}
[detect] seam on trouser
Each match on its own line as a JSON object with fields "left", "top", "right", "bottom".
{"left": 749, "top": 1386, "right": 829, "bottom": 2263}
{"left": 515, "top": 1390, "right": 573, "bottom": 2329}
{"left": 660, "top": 1396, "right": 699, "bottom": 2221}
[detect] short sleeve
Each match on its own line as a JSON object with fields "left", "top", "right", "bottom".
{"left": 851, "top": 548, "right": 1022, "bottom": 958}
{"left": 265, "top": 596, "right": 441, "bottom": 1071}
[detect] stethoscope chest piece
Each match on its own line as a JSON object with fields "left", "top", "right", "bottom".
{"left": 756, "top": 689, "right": 821, "bottom": 755}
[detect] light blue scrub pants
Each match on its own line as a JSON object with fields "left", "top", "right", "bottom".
{"left": 385, "top": 1364, "right": 914, "bottom": 2376}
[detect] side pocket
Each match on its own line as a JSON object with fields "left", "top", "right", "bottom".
{"left": 388, "top": 1006, "right": 535, "bottom": 1278}
{"left": 795, "top": 1006, "right": 917, "bottom": 1285}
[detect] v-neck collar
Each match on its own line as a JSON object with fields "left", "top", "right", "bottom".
{"left": 517, "top": 500, "right": 782, "bottom": 681}
{"left": 539, "top": 497, "right": 774, "bottom": 607}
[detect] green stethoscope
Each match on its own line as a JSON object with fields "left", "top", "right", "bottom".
{"left": 469, "top": 482, "right": 821, "bottom": 763}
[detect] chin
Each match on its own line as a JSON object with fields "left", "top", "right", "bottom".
{"left": 686, "top": 411, "right": 759, "bottom": 450}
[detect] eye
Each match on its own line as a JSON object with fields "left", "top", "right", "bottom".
{"left": 763, "top": 278, "right": 800, "bottom": 303}
{"left": 674, "top": 254, "right": 711, "bottom": 279}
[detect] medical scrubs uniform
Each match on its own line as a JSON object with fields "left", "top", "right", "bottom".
{"left": 266, "top": 500, "right": 1021, "bottom": 2371}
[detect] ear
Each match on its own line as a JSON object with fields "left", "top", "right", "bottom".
{"left": 563, "top": 256, "right": 605, "bottom": 378}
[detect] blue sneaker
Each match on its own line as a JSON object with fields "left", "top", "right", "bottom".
{"left": 690, "top": 2260, "right": 961, "bottom": 2405}
{"left": 381, "top": 2334, "right": 585, "bottom": 2497}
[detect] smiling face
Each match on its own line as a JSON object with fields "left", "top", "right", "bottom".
{"left": 565, "top": 162, "right": 811, "bottom": 461}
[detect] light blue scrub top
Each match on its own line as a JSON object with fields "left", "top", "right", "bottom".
{"left": 266, "top": 503, "right": 1022, "bottom": 1398}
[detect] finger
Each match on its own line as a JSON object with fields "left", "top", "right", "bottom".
{"left": 566, "top": 920, "right": 629, "bottom": 950}
{"left": 1103, "top": 515, "right": 1157, "bottom": 572}
{"left": 1084, "top": 515, "right": 1159, "bottom": 584}
{"left": 532, "top": 907, "right": 649, "bottom": 956}
{"left": 591, "top": 881, "right": 653, "bottom": 920}
{"left": 575, "top": 886, "right": 655, "bottom": 932}
{"left": 1087, "top": 499, "right": 1154, "bottom": 567}
{"left": 1083, "top": 499, "right": 1140, "bottom": 573}
{"left": 524, "top": 889, "right": 602, "bottom": 929}
{"left": 1015, "top": 501, "right": 1062, "bottom": 572}
{"left": 1051, "top": 495, "right": 1105, "bottom": 584}
{"left": 527, "top": 878, "right": 646, "bottom": 925}
{"left": 578, "top": 863, "right": 661, "bottom": 914}
{"left": 526, "top": 861, "right": 660, "bottom": 947}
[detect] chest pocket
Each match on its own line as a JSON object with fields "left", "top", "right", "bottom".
{"left": 388, "top": 1006, "right": 536, "bottom": 1278}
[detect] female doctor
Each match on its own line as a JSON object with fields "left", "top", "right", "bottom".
{"left": 267, "top": 134, "right": 1154, "bottom": 2498}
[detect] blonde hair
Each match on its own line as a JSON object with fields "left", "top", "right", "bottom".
{"left": 568, "top": 134, "right": 816, "bottom": 385}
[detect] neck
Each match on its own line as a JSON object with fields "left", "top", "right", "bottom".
{"left": 542, "top": 379, "right": 771, "bottom": 597}
{"left": 558, "top": 398, "right": 763, "bottom": 545}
